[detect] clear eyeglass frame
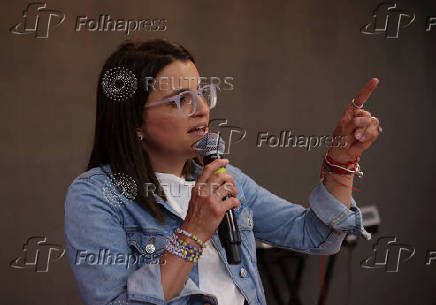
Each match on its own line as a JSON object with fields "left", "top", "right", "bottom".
{"left": 144, "top": 84, "right": 217, "bottom": 117}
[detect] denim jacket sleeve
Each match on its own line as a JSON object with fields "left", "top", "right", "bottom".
{"left": 229, "top": 165, "right": 371, "bottom": 255}
{"left": 64, "top": 176, "right": 203, "bottom": 305}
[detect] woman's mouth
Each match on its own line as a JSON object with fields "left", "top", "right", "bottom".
{"left": 187, "top": 126, "right": 208, "bottom": 136}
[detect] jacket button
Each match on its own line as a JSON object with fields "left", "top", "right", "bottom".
{"left": 240, "top": 267, "right": 248, "bottom": 278}
{"left": 248, "top": 217, "right": 253, "bottom": 228}
{"left": 145, "top": 237, "right": 155, "bottom": 254}
{"left": 145, "top": 244, "right": 155, "bottom": 254}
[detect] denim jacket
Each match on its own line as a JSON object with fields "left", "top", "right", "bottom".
{"left": 64, "top": 159, "right": 371, "bottom": 305}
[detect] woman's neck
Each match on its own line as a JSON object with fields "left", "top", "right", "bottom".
{"left": 148, "top": 153, "right": 187, "bottom": 178}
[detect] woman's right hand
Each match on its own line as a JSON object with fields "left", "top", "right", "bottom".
{"left": 181, "top": 158, "right": 240, "bottom": 242}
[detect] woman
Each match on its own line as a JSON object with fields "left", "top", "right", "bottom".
{"left": 64, "top": 39, "right": 381, "bottom": 305}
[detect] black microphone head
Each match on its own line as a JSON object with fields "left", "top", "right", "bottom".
{"left": 194, "top": 132, "right": 226, "bottom": 157}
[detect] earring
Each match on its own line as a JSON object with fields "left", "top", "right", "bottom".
{"left": 138, "top": 135, "right": 143, "bottom": 141}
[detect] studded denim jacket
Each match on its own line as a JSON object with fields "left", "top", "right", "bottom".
{"left": 64, "top": 159, "right": 371, "bottom": 305}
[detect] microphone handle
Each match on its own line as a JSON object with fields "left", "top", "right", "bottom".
{"left": 203, "top": 155, "right": 242, "bottom": 265}
{"left": 218, "top": 208, "right": 242, "bottom": 264}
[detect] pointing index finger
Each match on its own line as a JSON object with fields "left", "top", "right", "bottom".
{"left": 352, "top": 78, "right": 379, "bottom": 108}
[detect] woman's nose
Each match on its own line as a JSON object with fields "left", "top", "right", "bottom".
{"left": 193, "top": 94, "right": 209, "bottom": 117}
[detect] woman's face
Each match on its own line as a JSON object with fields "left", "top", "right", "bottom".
{"left": 139, "top": 60, "right": 210, "bottom": 160}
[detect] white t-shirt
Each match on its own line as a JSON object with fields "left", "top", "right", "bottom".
{"left": 155, "top": 172, "right": 245, "bottom": 305}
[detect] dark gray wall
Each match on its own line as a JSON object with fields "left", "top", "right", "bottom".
{"left": 1, "top": 0, "right": 435, "bottom": 304}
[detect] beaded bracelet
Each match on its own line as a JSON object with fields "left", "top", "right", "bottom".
{"left": 166, "top": 244, "right": 200, "bottom": 263}
{"left": 166, "top": 239, "right": 200, "bottom": 261}
{"left": 165, "top": 234, "right": 202, "bottom": 263}
{"left": 165, "top": 240, "right": 200, "bottom": 262}
{"left": 174, "top": 228, "right": 206, "bottom": 249}
{"left": 170, "top": 234, "right": 203, "bottom": 255}
{"left": 174, "top": 237, "right": 203, "bottom": 255}
{"left": 167, "top": 240, "right": 200, "bottom": 260}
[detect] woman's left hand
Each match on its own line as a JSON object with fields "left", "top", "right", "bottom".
{"left": 328, "top": 78, "right": 382, "bottom": 163}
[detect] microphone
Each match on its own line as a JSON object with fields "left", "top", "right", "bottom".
{"left": 194, "top": 132, "right": 242, "bottom": 265}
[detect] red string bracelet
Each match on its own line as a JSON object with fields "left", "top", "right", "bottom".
{"left": 320, "top": 153, "right": 362, "bottom": 192}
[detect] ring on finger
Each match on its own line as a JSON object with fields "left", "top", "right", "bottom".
{"left": 351, "top": 98, "right": 363, "bottom": 109}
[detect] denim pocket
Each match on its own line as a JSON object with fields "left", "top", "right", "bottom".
{"left": 125, "top": 227, "right": 168, "bottom": 267}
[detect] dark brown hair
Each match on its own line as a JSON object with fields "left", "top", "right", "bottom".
{"left": 87, "top": 39, "right": 195, "bottom": 224}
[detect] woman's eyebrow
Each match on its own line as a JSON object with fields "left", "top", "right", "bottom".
{"left": 161, "top": 87, "right": 193, "bottom": 99}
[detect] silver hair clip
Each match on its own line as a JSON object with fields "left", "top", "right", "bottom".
{"left": 101, "top": 66, "right": 138, "bottom": 102}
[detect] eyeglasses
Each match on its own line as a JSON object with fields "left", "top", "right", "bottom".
{"left": 144, "top": 84, "right": 217, "bottom": 117}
